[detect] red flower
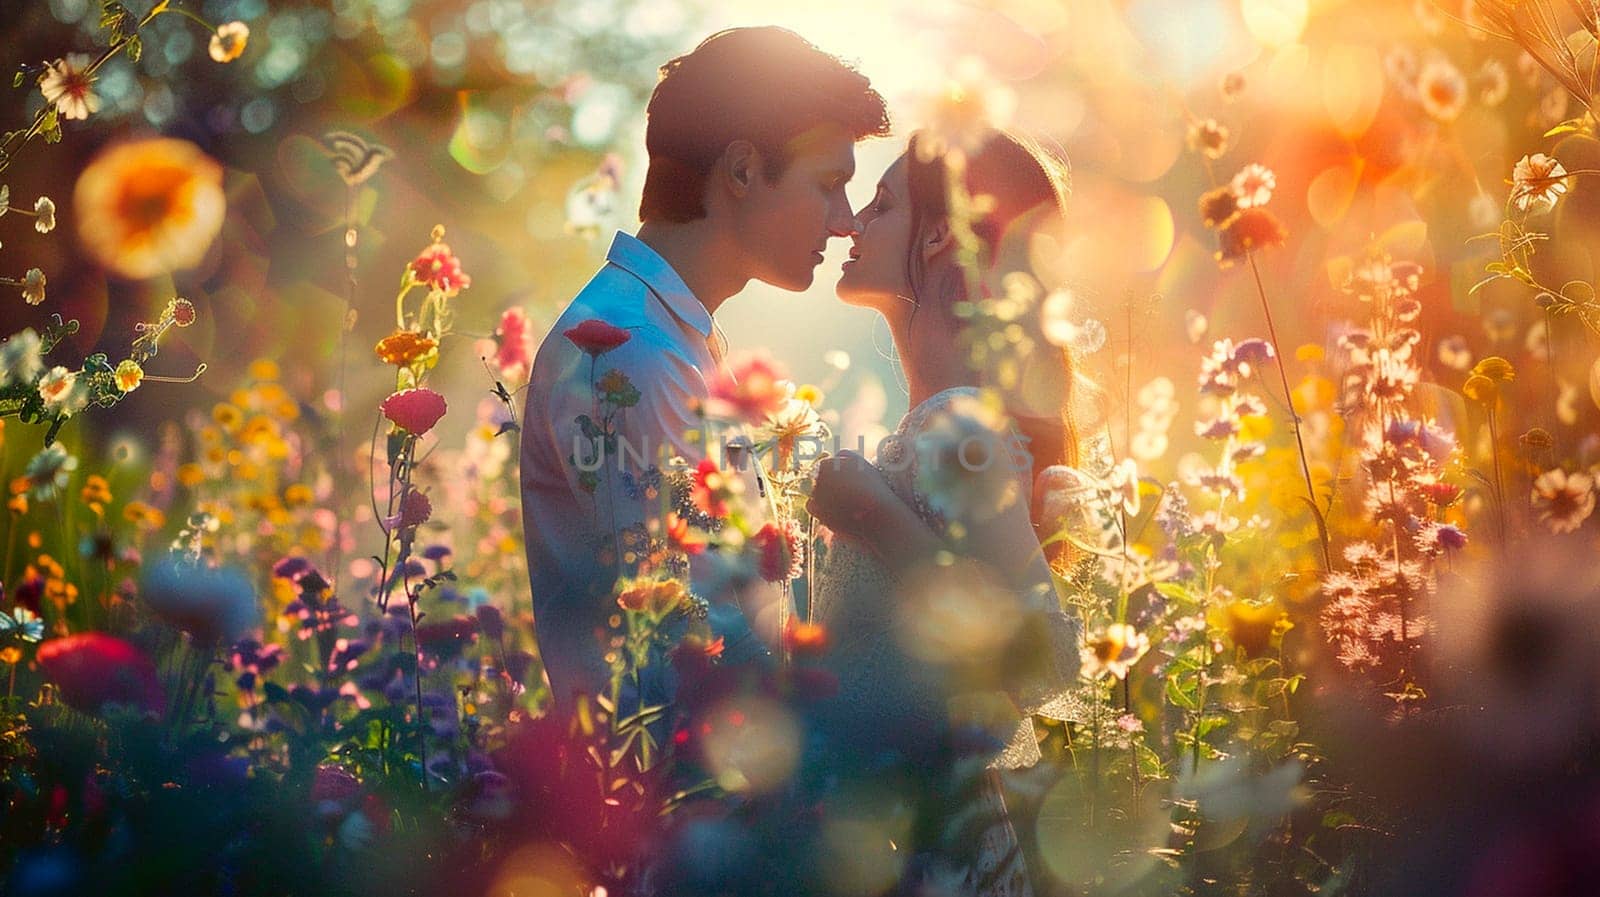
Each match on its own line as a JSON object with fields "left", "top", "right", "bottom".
{"left": 666, "top": 511, "right": 707, "bottom": 555}
{"left": 563, "top": 318, "right": 631, "bottom": 356}
{"left": 381, "top": 387, "right": 448, "bottom": 435}
{"left": 754, "top": 520, "right": 805, "bottom": 583}
{"left": 36, "top": 633, "right": 162, "bottom": 713}
{"left": 690, "top": 458, "right": 732, "bottom": 519}
{"left": 410, "top": 241, "right": 471, "bottom": 296}
{"left": 384, "top": 488, "right": 432, "bottom": 530}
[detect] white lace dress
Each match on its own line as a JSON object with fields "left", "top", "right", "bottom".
{"left": 809, "top": 387, "right": 1084, "bottom": 897}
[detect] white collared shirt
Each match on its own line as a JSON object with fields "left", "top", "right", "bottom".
{"left": 520, "top": 231, "right": 774, "bottom": 710}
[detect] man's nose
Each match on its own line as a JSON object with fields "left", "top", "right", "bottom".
{"left": 829, "top": 205, "right": 860, "bottom": 238}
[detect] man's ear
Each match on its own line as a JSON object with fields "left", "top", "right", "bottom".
{"left": 921, "top": 218, "right": 954, "bottom": 262}
{"left": 720, "top": 140, "right": 760, "bottom": 198}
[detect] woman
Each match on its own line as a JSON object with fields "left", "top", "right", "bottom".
{"left": 805, "top": 129, "right": 1093, "bottom": 896}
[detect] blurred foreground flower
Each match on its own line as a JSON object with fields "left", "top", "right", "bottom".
{"left": 1531, "top": 468, "right": 1595, "bottom": 533}
{"left": 209, "top": 22, "right": 249, "bottom": 63}
{"left": 36, "top": 367, "right": 86, "bottom": 417}
{"left": 142, "top": 558, "right": 259, "bottom": 643}
{"left": 1510, "top": 153, "right": 1569, "bottom": 215}
{"left": 37, "top": 633, "right": 162, "bottom": 713}
{"left": 705, "top": 351, "right": 788, "bottom": 425}
{"left": 753, "top": 520, "right": 804, "bottom": 583}
{"left": 75, "top": 138, "right": 225, "bottom": 279}
{"left": 1230, "top": 163, "right": 1276, "bottom": 208}
{"left": 1417, "top": 59, "right": 1467, "bottom": 121}
{"left": 38, "top": 54, "right": 100, "bottom": 121}
{"left": 494, "top": 307, "right": 536, "bottom": 382}
{"left": 1186, "top": 118, "right": 1230, "bottom": 159}
{"left": 1216, "top": 208, "right": 1287, "bottom": 266}
{"left": 0, "top": 327, "right": 43, "bottom": 386}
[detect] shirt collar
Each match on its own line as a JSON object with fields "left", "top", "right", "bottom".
{"left": 605, "top": 231, "right": 713, "bottom": 338}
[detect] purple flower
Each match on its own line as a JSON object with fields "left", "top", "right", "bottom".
{"left": 1230, "top": 337, "right": 1275, "bottom": 369}
{"left": 272, "top": 556, "right": 313, "bottom": 580}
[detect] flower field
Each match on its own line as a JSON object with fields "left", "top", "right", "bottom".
{"left": 4, "top": 1, "right": 1600, "bottom": 895}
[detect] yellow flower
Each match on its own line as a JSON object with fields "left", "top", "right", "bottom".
{"left": 248, "top": 358, "right": 280, "bottom": 382}
{"left": 75, "top": 138, "right": 225, "bottom": 280}
{"left": 80, "top": 474, "right": 112, "bottom": 508}
{"left": 1462, "top": 373, "right": 1497, "bottom": 405}
{"left": 177, "top": 463, "right": 206, "bottom": 487}
{"left": 614, "top": 576, "right": 690, "bottom": 615}
{"left": 123, "top": 501, "right": 166, "bottom": 529}
{"left": 793, "top": 384, "right": 824, "bottom": 406}
{"left": 1471, "top": 356, "right": 1516, "bottom": 383}
{"left": 283, "top": 483, "right": 315, "bottom": 508}
{"left": 209, "top": 22, "right": 250, "bottom": 63}
{"left": 1222, "top": 600, "right": 1284, "bottom": 659}
{"left": 374, "top": 330, "right": 438, "bottom": 366}
{"left": 114, "top": 359, "right": 143, "bottom": 393}
{"left": 212, "top": 402, "right": 244, "bottom": 431}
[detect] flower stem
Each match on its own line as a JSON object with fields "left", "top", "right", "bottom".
{"left": 1246, "top": 251, "right": 1332, "bottom": 572}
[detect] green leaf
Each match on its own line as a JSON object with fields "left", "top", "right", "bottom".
{"left": 126, "top": 34, "right": 142, "bottom": 63}
{"left": 12, "top": 72, "right": 22, "bottom": 88}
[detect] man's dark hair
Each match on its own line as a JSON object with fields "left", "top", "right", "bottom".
{"left": 639, "top": 27, "right": 891, "bottom": 223}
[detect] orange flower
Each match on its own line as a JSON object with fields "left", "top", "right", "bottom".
{"left": 75, "top": 138, "right": 225, "bottom": 279}
{"left": 1215, "top": 208, "right": 1287, "bottom": 267}
{"left": 782, "top": 618, "right": 829, "bottom": 657}
{"left": 374, "top": 330, "right": 438, "bottom": 366}
{"left": 614, "top": 576, "right": 690, "bottom": 615}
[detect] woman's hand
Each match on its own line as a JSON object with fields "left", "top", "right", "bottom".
{"left": 805, "top": 450, "right": 897, "bottom": 541}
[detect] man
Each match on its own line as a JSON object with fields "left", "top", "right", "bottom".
{"left": 520, "top": 27, "right": 890, "bottom": 713}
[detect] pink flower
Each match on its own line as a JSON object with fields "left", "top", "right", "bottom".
{"left": 494, "top": 307, "right": 536, "bottom": 382}
{"left": 381, "top": 387, "right": 448, "bottom": 435}
{"left": 37, "top": 633, "right": 163, "bottom": 713}
{"left": 705, "top": 351, "right": 789, "bottom": 424}
{"left": 563, "top": 318, "right": 631, "bottom": 356}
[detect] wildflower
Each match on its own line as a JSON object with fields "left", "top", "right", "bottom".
{"left": 209, "top": 21, "right": 250, "bottom": 63}
{"left": 1223, "top": 600, "right": 1282, "bottom": 658}
{"left": 753, "top": 520, "right": 805, "bottom": 583}
{"left": 170, "top": 297, "right": 197, "bottom": 326}
{"left": 690, "top": 458, "right": 736, "bottom": 519}
{"left": 114, "top": 359, "right": 143, "bottom": 393}
{"left": 373, "top": 330, "right": 438, "bottom": 366}
{"left": 0, "top": 606, "right": 43, "bottom": 642}
{"left": 38, "top": 54, "right": 100, "bottom": 121}
{"left": 760, "top": 392, "right": 826, "bottom": 468}
{"left": 38, "top": 634, "right": 162, "bottom": 713}
{"left": 1531, "top": 468, "right": 1595, "bottom": 533}
{"left": 1216, "top": 208, "right": 1287, "bottom": 266}
{"left": 1417, "top": 59, "right": 1468, "bottom": 120}
{"left": 1510, "top": 153, "right": 1569, "bottom": 215}
{"left": 782, "top": 617, "right": 829, "bottom": 656}
{"left": 80, "top": 474, "right": 112, "bottom": 508}
{"left": 384, "top": 488, "right": 432, "bottom": 531}
{"left": 704, "top": 351, "right": 789, "bottom": 425}
{"left": 1080, "top": 623, "right": 1150, "bottom": 680}
{"left": 1229, "top": 163, "right": 1277, "bottom": 208}
{"left": 1220, "top": 71, "right": 1247, "bottom": 100}
{"left": 614, "top": 576, "right": 690, "bottom": 615}
{"left": 32, "top": 197, "right": 55, "bottom": 233}
{"left": 75, "top": 138, "right": 226, "bottom": 279}
{"left": 666, "top": 512, "right": 707, "bottom": 555}
{"left": 142, "top": 558, "right": 259, "bottom": 643}
{"left": 20, "top": 267, "right": 45, "bottom": 305}
{"left": 37, "top": 366, "right": 87, "bottom": 416}
{"left": 563, "top": 318, "right": 631, "bottom": 357}
{"left": 1475, "top": 58, "right": 1510, "bottom": 105}
{"left": 409, "top": 230, "right": 471, "bottom": 296}
{"left": 381, "top": 387, "right": 448, "bottom": 435}
{"left": 1198, "top": 187, "right": 1239, "bottom": 228}
{"left": 123, "top": 501, "right": 166, "bottom": 529}
{"left": 1185, "top": 118, "right": 1230, "bottom": 159}
{"left": 493, "top": 307, "right": 536, "bottom": 382}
